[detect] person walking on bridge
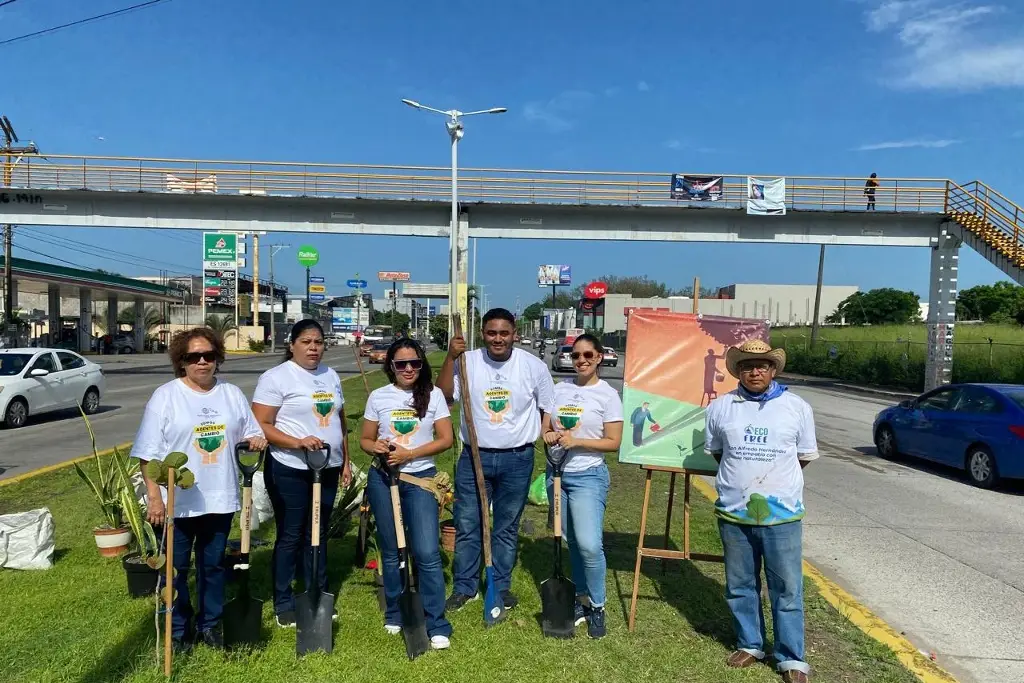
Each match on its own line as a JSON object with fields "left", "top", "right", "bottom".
{"left": 704, "top": 340, "right": 818, "bottom": 683}
{"left": 864, "top": 172, "right": 879, "bottom": 210}
{"left": 436, "top": 308, "right": 554, "bottom": 618}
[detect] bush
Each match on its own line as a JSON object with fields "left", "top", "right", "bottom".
{"left": 248, "top": 338, "right": 266, "bottom": 353}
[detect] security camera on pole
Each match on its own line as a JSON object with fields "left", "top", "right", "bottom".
{"left": 401, "top": 99, "right": 506, "bottom": 346}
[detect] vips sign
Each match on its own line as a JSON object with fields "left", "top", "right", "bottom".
{"left": 584, "top": 281, "right": 608, "bottom": 299}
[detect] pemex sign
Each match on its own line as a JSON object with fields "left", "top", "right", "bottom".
{"left": 203, "top": 233, "right": 237, "bottom": 268}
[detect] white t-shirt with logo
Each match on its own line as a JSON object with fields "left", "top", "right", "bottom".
{"left": 453, "top": 348, "right": 554, "bottom": 450}
{"left": 704, "top": 389, "right": 819, "bottom": 526}
{"left": 131, "top": 379, "right": 264, "bottom": 518}
{"left": 363, "top": 384, "right": 451, "bottom": 474}
{"left": 548, "top": 379, "right": 624, "bottom": 473}
{"left": 252, "top": 360, "right": 345, "bottom": 470}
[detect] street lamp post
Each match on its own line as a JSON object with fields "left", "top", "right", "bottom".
{"left": 401, "top": 99, "right": 506, "bottom": 344}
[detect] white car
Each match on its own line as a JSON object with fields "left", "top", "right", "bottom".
{"left": 0, "top": 348, "right": 105, "bottom": 429}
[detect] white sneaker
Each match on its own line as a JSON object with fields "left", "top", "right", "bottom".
{"left": 430, "top": 635, "right": 451, "bottom": 650}
{"left": 384, "top": 624, "right": 401, "bottom": 635}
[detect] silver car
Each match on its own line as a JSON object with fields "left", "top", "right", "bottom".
{"left": 551, "top": 345, "right": 574, "bottom": 373}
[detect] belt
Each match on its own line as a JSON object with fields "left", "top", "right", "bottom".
{"left": 475, "top": 443, "right": 533, "bottom": 453}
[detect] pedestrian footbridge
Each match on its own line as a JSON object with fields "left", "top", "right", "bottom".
{"left": 2, "top": 155, "right": 1022, "bottom": 389}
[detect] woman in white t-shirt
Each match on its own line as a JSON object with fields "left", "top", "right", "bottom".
{"left": 541, "top": 333, "right": 623, "bottom": 640}
{"left": 251, "top": 320, "right": 352, "bottom": 628}
{"left": 132, "top": 328, "right": 266, "bottom": 652}
{"left": 360, "top": 338, "right": 454, "bottom": 650}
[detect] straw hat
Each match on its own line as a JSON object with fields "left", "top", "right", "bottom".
{"left": 725, "top": 339, "right": 786, "bottom": 379}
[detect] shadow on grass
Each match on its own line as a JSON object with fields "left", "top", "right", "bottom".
{"left": 516, "top": 530, "right": 735, "bottom": 649}
{"left": 75, "top": 610, "right": 154, "bottom": 683}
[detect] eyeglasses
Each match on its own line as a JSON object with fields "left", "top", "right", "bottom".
{"left": 570, "top": 351, "right": 600, "bottom": 361}
{"left": 738, "top": 363, "right": 773, "bottom": 374}
{"left": 392, "top": 359, "right": 423, "bottom": 371}
{"left": 183, "top": 351, "right": 218, "bottom": 365}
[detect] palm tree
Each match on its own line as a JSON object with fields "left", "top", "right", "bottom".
{"left": 117, "top": 305, "right": 165, "bottom": 333}
{"left": 205, "top": 314, "right": 238, "bottom": 343}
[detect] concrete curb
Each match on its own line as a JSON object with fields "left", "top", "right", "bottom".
{"left": 780, "top": 373, "right": 917, "bottom": 402}
{"left": 688, "top": 475, "right": 959, "bottom": 683}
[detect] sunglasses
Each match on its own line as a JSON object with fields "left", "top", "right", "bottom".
{"left": 183, "top": 351, "right": 218, "bottom": 365}
{"left": 738, "top": 363, "right": 773, "bottom": 374}
{"left": 570, "top": 351, "right": 600, "bottom": 361}
{"left": 392, "top": 359, "right": 423, "bottom": 371}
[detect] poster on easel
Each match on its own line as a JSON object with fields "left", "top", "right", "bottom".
{"left": 618, "top": 310, "right": 770, "bottom": 471}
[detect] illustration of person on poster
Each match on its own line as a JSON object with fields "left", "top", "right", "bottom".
{"left": 629, "top": 401, "right": 659, "bottom": 446}
{"left": 702, "top": 348, "right": 726, "bottom": 407}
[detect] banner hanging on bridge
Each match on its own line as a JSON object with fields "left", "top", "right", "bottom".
{"left": 618, "top": 310, "right": 769, "bottom": 470}
{"left": 746, "top": 177, "right": 786, "bottom": 216}
{"left": 670, "top": 174, "right": 723, "bottom": 201}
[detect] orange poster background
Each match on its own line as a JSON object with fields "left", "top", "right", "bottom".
{"left": 624, "top": 310, "right": 770, "bottom": 406}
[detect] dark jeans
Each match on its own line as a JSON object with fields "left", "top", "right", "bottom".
{"left": 162, "top": 512, "right": 234, "bottom": 639}
{"left": 452, "top": 444, "right": 534, "bottom": 597}
{"left": 365, "top": 465, "right": 452, "bottom": 637}
{"left": 264, "top": 455, "right": 341, "bottom": 614}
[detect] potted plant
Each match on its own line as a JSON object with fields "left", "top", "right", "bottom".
{"left": 118, "top": 459, "right": 164, "bottom": 598}
{"left": 74, "top": 412, "right": 133, "bottom": 558}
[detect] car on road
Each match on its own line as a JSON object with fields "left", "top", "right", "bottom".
{"left": 0, "top": 348, "right": 105, "bottom": 429}
{"left": 368, "top": 343, "right": 389, "bottom": 364}
{"left": 359, "top": 340, "right": 374, "bottom": 356}
{"left": 602, "top": 347, "right": 619, "bottom": 367}
{"left": 873, "top": 383, "right": 1024, "bottom": 488}
{"left": 551, "top": 345, "right": 574, "bottom": 373}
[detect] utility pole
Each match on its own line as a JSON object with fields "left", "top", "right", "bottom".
{"left": 811, "top": 245, "right": 826, "bottom": 346}
{"left": 265, "top": 243, "right": 289, "bottom": 353}
{"left": 0, "top": 115, "right": 38, "bottom": 347}
{"left": 252, "top": 233, "right": 260, "bottom": 325}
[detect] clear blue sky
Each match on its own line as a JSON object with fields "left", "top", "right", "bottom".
{"left": 4, "top": 0, "right": 1024, "bottom": 310}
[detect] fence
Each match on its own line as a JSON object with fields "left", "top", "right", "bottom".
{"left": 774, "top": 334, "right": 1024, "bottom": 390}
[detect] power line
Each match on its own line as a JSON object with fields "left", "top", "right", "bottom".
{"left": 11, "top": 238, "right": 90, "bottom": 269}
{"left": 18, "top": 227, "right": 199, "bottom": 274}
{"left": 0, "top": 0, "right": 172, "bottom": 47}
{"left": 0, "top": 1, "right": 23, "bottom": 9}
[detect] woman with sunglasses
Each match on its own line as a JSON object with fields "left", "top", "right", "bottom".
{"left": 541, "top": 333, "right": 623, "bottom": 639}
{"left": 360, "top": 338, "right": 454, "bottom": 649}
{"left": 252, "top": 319, "right": 352, "bottom": 628}
{"left": 133, "top": 328, "right": 267, "bottom": 652}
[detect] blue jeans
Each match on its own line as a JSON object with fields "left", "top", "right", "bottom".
{"left": 719, "top": 519, "right": 808, "bottom": 675}
{"left": 264, "top": 455, "right": 341, "bottom": 614}
{"left": 452, "top": 444, "right": 534, "bottom": 597}
{"left": 365, "top": 465, "right": 453, "bottom": 638}
{"left": 164, "top": 512, "right": 233, "bottom": 638}
{"left": 546, "top": 463, "right": 609, "bottom": 607}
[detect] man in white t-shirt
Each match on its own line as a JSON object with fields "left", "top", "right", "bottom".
{"left": 704, "top": 340, "right": 818, "bottom": 683}
{"left": 436, "top": 308, "right": 554, "bottom": 615}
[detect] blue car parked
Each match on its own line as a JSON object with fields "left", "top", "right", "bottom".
{"left": 873, "top": 383, "right": 1024, "bottom": 488}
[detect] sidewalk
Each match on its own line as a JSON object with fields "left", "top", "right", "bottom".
{"left": 90, "top": 351, "right": 263, "bottom": 371}
{"left": 779, "top": 371, "right": 918, "bottom": 401}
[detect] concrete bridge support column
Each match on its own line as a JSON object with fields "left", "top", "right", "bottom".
{"left": 134, "top": 297, "right": 146, "bottom": 353}
{"left": 106, "top": 294, "right": 118, "bottom": 341}
{"left": 924, "top": 228, "right": 961, "bottom": 392}
{"left": 47, "top": 284, "right": 60, "bottom": 347}
{"left": 78, "top": 288, "right": 92, "bottom": 354}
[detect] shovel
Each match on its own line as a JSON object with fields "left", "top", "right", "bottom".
{"left": 380, "top": 457, "right": 430, "bottom": 659}
{"left": 224, "top": 443, "right": 267, "bottom": 649}
{"left": 453, "top": 314, "right": 504, "bottom": 627}
{"left": 163, "top": 467, "right": 177, "bottom": 678}
{"left": 541, "top": 444, "right": 576, "bottom": 638}
{"left": 296, "top": 444, "right": 335, "bottom": 656}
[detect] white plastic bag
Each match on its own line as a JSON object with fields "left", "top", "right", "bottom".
{"left": 250, "top": 471, "right": 274, "bottom": 531}
{"left": 0, "top": 508, "right": 55, "bottom": 570}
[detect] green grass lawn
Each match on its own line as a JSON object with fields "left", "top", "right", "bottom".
{"left": 0, "top": 353, "right": 921, "bottom": 683}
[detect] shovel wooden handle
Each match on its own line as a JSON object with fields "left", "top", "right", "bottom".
{"left": 239, "top": 486, "right": 253, "bottom": 557}
{"left": 353, "top": 345, "right": 370, "bottom": 395}
{"left": 390, "top": 483, "right": 408, "bottom": 551}
{"left": 453, "top": 315, "right": 494, "bottom": 568}
{"left": 164, "top": 467, "right": 176, "bottom": 678}
{"left": 552, "top": 475, "right": 562, "bottom": 539}
{"left": 311, "top": 481, "right": 322, "bottom": 548}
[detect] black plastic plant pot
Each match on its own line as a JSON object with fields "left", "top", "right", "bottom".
{"left": 123, "top": 553, "right": 159, "bottom": 599}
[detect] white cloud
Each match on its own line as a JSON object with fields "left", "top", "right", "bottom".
{"left": 637, "top": 80, "right": 650, "bottom": 92}
{"left": 665, "top": 139, "right": 682, "bottom": 150}
{"left": 603, "top": 86, "right": 620, "bottom": 97}
{"left": 865, "top": 1, "right": 1024, "bottom": 89}
{"left": 853, "top": 138, "right": 960, "bottom": 151}
{"left": 522, "top": 90, "right": 594, "bottom": 132}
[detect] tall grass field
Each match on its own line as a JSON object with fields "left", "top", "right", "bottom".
{"left": 772, "top": 324, "right": 1024, "bottom": 391}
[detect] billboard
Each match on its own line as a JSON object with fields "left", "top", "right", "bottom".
{"left": 671, "top": 174, "right": 723, "bottom": 201}
{"left": 538, "top": 264, "right": 571, "bottom": 287}
{"left": 618, "top": 310, "right": 769, "bottom": 471}
{"left": 747, "top": 177, "right": 787, "bottom": 216}
{"left": 202, "top": 232, "right": 238, "bottom": 307}
{"left": 378, "top": 271, "right": 411, "bottom": 282}
{"left": 203, "top": 233, "right": 237, "bottom": 268}
{"left": 331, "top": 307, "right": 370, "bottom": 332}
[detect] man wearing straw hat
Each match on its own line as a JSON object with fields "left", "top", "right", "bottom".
{"left": 704, "top": 340, "right": 818, "bottom": 683}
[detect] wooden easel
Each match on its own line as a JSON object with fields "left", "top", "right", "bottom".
{"left": 627, "top": 464, "right": 723, "bottom": 632}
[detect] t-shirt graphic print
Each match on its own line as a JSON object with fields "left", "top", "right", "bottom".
{"left": 194, "top": 420, "right": 228, "bottom": 465}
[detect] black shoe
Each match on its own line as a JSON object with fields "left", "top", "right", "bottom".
{"left": 574, "top": 601, "right": 588, "bottom": 626}
{"left": 587, "top": 607, "right": 606, "bottom": 639}
{"left": 275, "top": 610, "right": 297, "bottom": 628}
{"left": 171, "top": 637, "right": 192, "bottom": 655}
{"left": 197, "top": 627, "right": 224, "bottom": 649}
{"left": 500, "top": 591, "right": 519, "bottom": 610}
{"left": 445, "top": 592, "right": 479, "bottom": 611}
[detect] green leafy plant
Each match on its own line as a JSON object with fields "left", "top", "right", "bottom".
{"left": 74, "top": 409, "right": 127, "bottom": 529}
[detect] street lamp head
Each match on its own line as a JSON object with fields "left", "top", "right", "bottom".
{"left": 401, "top": 99, "right": 422, "bottom": 109}
{"left": 486, "top": 107, "right": 508, "bottom": 114}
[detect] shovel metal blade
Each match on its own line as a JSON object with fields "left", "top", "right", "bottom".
{"left": 399, "top": 589, "right": 430, "bottom": 660}
{"left": 482, "top": 566, "right": 505, "bottom": 627}
{"left": 541, "top": 575, "right": 576, "bottom": 638}
{"left": 223, "top": 594, "right": 264, "bottom": 648}
{"left": 295, "top": 589, "right": 335, "bottom": 655}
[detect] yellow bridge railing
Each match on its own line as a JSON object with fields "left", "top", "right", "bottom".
{"left": 3, "top": 154, "right": 948, "bottom": 212}
{"left": 946, "top": 180, "right": 1024, "bottom": 268}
